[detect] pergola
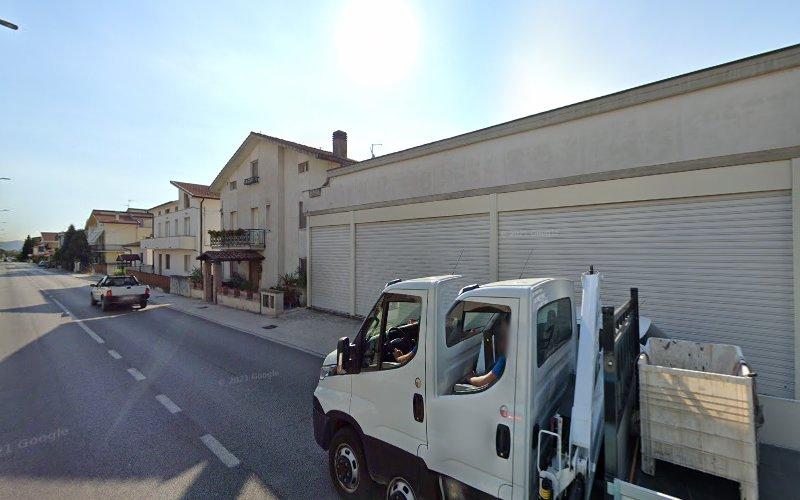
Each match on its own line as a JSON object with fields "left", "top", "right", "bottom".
{"left": 196, "top": 250, "right": 264, "bottom": 303}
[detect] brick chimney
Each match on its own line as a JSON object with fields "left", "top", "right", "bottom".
{"left": 332, "top": 130, "right": 347, "bottom": 159}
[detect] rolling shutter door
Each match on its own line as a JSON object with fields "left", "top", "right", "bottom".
{"left": 355, "top": 214, "right": 491, "bottom": 316}
{"left": 310, "top": 225, "right": 351, "bottom": 314}
{"left": 499, "top": 193, "right": 793, "bottom": 398}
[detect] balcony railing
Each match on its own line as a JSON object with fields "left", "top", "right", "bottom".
{"left": 209, "top": 228, "right": 266, "bottom": 249}
{"left": 243, "top": 176, "right": 259, "bottom": 185}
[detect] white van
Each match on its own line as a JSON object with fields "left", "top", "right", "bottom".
{"left": 313, "top": 275, "right": 592, "bottom": 499}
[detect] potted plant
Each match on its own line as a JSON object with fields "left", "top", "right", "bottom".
{"left": 189, "top": 266, "right": 203, "bottom": 289}
{"left": 242, "top": 280, "right": 256, "bottom": 299}
{"left": 229, "top": 272, "right": 246, "bottom": 298}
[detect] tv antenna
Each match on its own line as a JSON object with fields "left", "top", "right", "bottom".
{"left": 518, "top": 248, "right": 534, "bottom": 279}
{"left": 451, "top": 249, "right": 464, "bottom": 275}
{"left": 126, "top": 199, "right": 135, "bottom": 209}
{"left": 370, "top": 143, "right": 382, "bottom": 158}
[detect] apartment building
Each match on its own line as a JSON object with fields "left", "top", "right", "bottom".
{"left": 201, "top": 131, "right": 354, "bottom": 295}
{"left": 85, "top": 208, "right": 153, "bottom": 266}
{"left": 142, "top": 181, "right": 221, "bottom": 276}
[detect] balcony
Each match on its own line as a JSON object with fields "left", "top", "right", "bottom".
{"left": 243, "top": 176, "right": 259, "bottom": 185}
{"left": 209, "top": 228, "right": 266, "bottom": 249}
{"left": 141, "top": 234, "right": 196, "bottom": 251}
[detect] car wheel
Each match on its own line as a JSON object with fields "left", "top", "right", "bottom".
{"left": 328, "top": 427, "right": 375, "bottom": 499}
{"left": 90, "top": 294, "right": 98, "bottom": 306}
{"left": 101, "top": 298, "right": 110, "bottom": 312}
{"left": 386, "top": 476, "right": 417, "bottom": 500}
{"left": 139, "top": 301, "right": 147, "bottom": 309}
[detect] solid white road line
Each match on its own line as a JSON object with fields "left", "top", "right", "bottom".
{"left": 49, "top": 296, "right": 105, "bottom": 344}
{"left": 108, "top": 350, "right": 122, "bottom": 360}
{"left": 200, "top": 434, "right": 241, "bottom": 468}
{"left": 127, "top": 368, "right": 146, "bottom": 381}
{"left": 155, "top": 394, "right": 182, "bottom": 414}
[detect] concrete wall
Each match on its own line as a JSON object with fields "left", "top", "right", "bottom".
{"left": 309, "top": 65, "right": 800, "bottom": 214}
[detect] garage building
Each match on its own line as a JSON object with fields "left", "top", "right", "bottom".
{"left": 305, "top": 44, "right": 800, "bottom": 448}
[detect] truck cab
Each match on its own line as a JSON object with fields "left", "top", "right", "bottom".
{"left": 313, "top": 275, "right": 584, "bottom": 499}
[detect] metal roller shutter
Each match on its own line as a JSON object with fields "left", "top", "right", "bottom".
{"left": 355, "top": 214, "right": 491, "bottom": 316}
{"left": 310, "top": 225, "right": 351, "bottom": 314}
{"left": 499, "top": 193, "right": 794, "bottom": 398}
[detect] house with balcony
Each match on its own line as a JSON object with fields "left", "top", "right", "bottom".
{"left": 85, "top": 208, "right": 153, "bottom": 271}
{"left": 141, "top": 181, "right": 221, "bottom": 276}
{"left": 199, "top": 130, "right": 354, "bottom": 301}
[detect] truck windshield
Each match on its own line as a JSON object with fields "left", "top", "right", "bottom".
{"left": 445, "top": 301, "right": 510, "bottom": 348}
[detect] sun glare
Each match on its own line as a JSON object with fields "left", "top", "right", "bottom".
{"left": 334, "top": 0, "right": 420, "bottom": 85}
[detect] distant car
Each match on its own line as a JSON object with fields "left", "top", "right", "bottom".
{"left": 90, "top": 275, "right": 150, "bottom": 311}
{"left": 37, "top": 261, "right": 46, "bottom": 267}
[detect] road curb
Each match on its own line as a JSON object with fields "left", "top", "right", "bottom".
{"left": 151, "top": 299, "right": 326, "bottom": 359}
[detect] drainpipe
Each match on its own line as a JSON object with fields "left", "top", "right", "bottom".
{"left": 199, "top": 198, "right": 205, "bottom": 255}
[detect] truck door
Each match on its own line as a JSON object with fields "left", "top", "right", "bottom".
{"left": 350, "top": 290, "right": 428, "bottom": 476}
{"left": 425, "top": 297, "right": 519, "bottom": 497}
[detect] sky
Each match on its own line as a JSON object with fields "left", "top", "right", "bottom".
{"left": 0, "top": 0, "right": 799, "bottom": 241}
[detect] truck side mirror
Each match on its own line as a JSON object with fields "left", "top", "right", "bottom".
{"left": 337, "top": 337, "right": 351, "bottom": 374}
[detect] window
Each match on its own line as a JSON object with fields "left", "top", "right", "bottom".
{"left": 183, "top": 254, "right": 190, "bottom": 272}
{"left": 183, "top": 193, "right": 190, "bottom": 208}
{"left": 251, "top": 207, "right": 259, "bottom": 229}
{"left": 105, "top": 276, "right": 140, "bottom": 287}
{"left": 358, "top": 293, "right": 422, "bottom": 370}
{"left": 165, "top": 220, "right": 171, "bottom": 236}
{"left": 264, "top": 205, "right": 270, "bottom": 228}
{"left": 165, "top": 208, "right": 170, "bottom": 214}
{"left": 157, "top": 222, "right": 162, "bottom": 237}
{"left": 229, "top": 180, "right": 237, "bottom": 191}
{"left": 298, "top": 257, "right": 307, "bottom": 277}
{"left": 251, "top": 160, "right": 259, "bottom": 177}
{"left": 298, "top": 201, "right": 306, "bottom": 229}
{"left": 536, "top": 297, "right": 573, "bottom": 367}
{"left": 184, "top": 217, "right": 190, "bottom": 235}
{"left": 230, "top": 211, "right": 238, "bottom": 229}
{"left": 298, "top": 161, "right": 309, "bottom": 174}
{"left": 165, "top": 254, "right": 171, "bottom": 270}
{"left": 446, "top": 301, "right": 511, "bottom": 348}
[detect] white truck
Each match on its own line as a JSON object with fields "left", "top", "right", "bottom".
{"left": 313, "top": 270, "right": 625, "bottom": 499}
{"left": 89, "top": 274, "right": 150, "bottom": 311}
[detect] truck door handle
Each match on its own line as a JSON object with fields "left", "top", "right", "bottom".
{"left": 413, "top": 393, "right": 424, "bottom": 422}
{"left": 496, "top": 424, "right": 510, "bottom": 458}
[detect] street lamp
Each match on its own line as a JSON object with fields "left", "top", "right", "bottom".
{"left": 0, "top": 18, "right": 18, "bottom": 30}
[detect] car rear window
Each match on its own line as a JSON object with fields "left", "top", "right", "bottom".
{"left": 106, "top": 276, "right": 139, "bottom": 287}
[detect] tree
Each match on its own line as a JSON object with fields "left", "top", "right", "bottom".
{"left": 55, "top": 225, "right": 90, "bottom": 270}
{"left": 18, "top": 235, "right": 33, "bottom": 261}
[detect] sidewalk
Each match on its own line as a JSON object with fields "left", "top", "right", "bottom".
{"left": 63, "top": 269, "right": 360, "bottom": 357}
{"left": 148, "top": 292, "right": 360, "bottom": 358}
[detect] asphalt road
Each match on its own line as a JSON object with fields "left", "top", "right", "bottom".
{"left": 0, "top": 262, "right": 336, "bottom": 499}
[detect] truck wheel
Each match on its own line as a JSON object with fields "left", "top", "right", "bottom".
{"left": 139, "top": 300, "right": 147, "bottom": 309}
{"left": 101, "top": 298, "right": 110, "bottom": 312}
{"left": 90, "top": 294, "right": 98, "bottom": 306}
{"left": 328, "top": 427, "right": 375, "bottom": 499}
{"left": 386, "top": 477, "right": 416, "bottom": 500}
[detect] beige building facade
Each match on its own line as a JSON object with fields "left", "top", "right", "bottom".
{"left": 85, "top": 208, "right": 153, "bottom": 266}
{"left": 306, "top": 45, "right": 800, "bottom": 449}
{"left": 142, "top": 182, "right": 221, "bottom": 277}
{"left": 207, "top": 131, "right": 353, "bottom": 291}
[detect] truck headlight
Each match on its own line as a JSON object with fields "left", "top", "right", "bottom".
{"left": 319, "top": 364, "right": 337, "bottom": 380}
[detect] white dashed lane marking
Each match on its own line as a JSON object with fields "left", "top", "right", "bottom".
{"left": 127, "top": 368, "right": 146, "bottom": 381}
{"left": 108, "top": 350, "right": 122, "bottom": 360}
{"left": 155, "top": 394, "right": 182, "bottom": 414}
{"left": 47, "top": 294, "right": 105, "bottom": 344}
{"left": 200, "top": 434, "right": 241, "bottom": 468}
